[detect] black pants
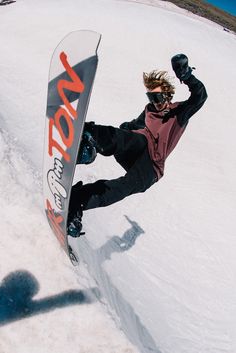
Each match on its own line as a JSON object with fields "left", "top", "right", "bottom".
{"left": 69, "top": 124, "right": 157, "bottom": 213}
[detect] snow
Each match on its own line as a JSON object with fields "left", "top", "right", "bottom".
{"left": 0, "top": 0, "right": 236, "bottom": 353}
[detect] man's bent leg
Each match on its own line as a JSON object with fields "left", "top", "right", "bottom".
{"left": 84, "top": 123, "right": 147, "bottom": 163}
{"left": 69, "top": 149, "right": 157, "bottom": 213}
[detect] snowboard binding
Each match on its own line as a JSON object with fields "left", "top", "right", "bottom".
{"left": 67, "top": 209, "right": 85, "bottom": 238}
{"left": 77, "top": 131, "right": 97, "bottom": 165}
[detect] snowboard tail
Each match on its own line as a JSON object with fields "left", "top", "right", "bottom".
{"left": 43, "top": 30, "right": 101, "bottom": 265}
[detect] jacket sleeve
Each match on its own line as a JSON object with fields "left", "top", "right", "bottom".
{"left": 120, "top": 110, "right": 146, "bottom": 130}
{"left": 175, "top": 74, "right": 208, "bottom": 127}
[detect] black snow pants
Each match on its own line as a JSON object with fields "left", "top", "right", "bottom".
{"left": 69, "top": 123, "right": 157, "bottom": 213}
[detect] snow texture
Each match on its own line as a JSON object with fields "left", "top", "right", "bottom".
{"left": 0, "top": 0, "right": 236, "bottom": 353}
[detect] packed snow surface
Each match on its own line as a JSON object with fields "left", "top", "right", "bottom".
{"left": 0, "top": 1, "right": 236, "bottom": 353}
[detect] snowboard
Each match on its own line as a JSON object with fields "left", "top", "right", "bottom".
{"left": 43, "top": 30, "right": 101, "bottom": 265}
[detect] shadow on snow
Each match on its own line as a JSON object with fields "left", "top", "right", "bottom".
{"left": 0, "top": 0, "right": 16, "bottom": 6}
{"left": 70, "top": 215, "right": 162, "bottom": 353}
{"left": 0, "top": 270, "right": 99, "bottom": 326}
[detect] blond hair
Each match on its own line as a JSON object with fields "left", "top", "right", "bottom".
{"left": 143, "top": 70, "right": 175, "bottom": 101}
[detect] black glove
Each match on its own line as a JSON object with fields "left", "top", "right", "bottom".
{"left": 119, "top": 122, "right": 131, "bottom": 130}
{"left": 171, "top": 54, "right": 195, "bottom": 83}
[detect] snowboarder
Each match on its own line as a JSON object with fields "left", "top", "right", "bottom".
{"left": 68, "top": 54, "right": 207, "bottom": 237}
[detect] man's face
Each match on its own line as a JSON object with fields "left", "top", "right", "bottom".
{"left": 146, "top": 86, "right": 169, "bottom": 112}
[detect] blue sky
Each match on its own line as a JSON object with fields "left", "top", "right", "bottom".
{"left": 205, "top": 0, "right": 236, "bottom": 16}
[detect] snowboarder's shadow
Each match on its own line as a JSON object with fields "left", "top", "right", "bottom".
{"left": 74, "top": 216, "right": 160, "bottom": 352}
{"left": 0, "top": 0, "right": 16, "bottom": 6}
{"left": 98, "top": 215, "right": 144, "bottom": 263}
{"left": 0, "top": 270, "right": 100, "bottom": 326}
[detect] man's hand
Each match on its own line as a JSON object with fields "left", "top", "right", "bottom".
{"left": 171, "top": 54, "right": 195, "bottom": 83}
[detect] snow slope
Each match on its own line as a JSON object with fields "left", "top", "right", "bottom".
{"left": 0, "top": 0, "right": 236, "bottom": 353}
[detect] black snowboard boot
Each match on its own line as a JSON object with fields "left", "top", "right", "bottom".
{"left": 77, "top": 131, "right": 97, "bottom": 164}
{"left": 67, "top": 206, "right": 83, "bottom": 238}
{"left": 67, "top": 182, "right": 84, "bottom": 238}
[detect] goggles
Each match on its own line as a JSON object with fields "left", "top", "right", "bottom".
{"left": 146, "top": 92, "right": 169, "bottom": 104}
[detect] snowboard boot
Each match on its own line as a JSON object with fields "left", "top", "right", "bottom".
{"left": 67, "top": 181, "right": 84, "bottom": 238}
{"left": 77, "top": 131, "right": 97, "bottom": 165}
{"left": 67, "top": 205, "right": 84, "bottom": 238}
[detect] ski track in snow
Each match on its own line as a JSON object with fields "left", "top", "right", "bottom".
{"left": 1, "top": 0, "right": 236, "bottom": 353}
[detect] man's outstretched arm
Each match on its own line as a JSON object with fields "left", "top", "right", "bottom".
{"left": 175, "top": 74, "right": 208, "bottom": 127}
{"left": 171, "top": 53, "right": 207, "bottom": 127}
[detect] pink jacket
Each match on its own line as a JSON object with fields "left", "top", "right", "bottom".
{"left": 128, "top": 75, "right": 208, "bottom": 179}
{"left": 134, "top": 103, "right": 186, "bottom": 179}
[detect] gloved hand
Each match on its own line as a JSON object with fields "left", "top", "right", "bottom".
{"left": 119, "top": 122, "right": 131, "bottom": 130}
{"left": 171, "top": 54, "right": 195, "bottom": 83}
